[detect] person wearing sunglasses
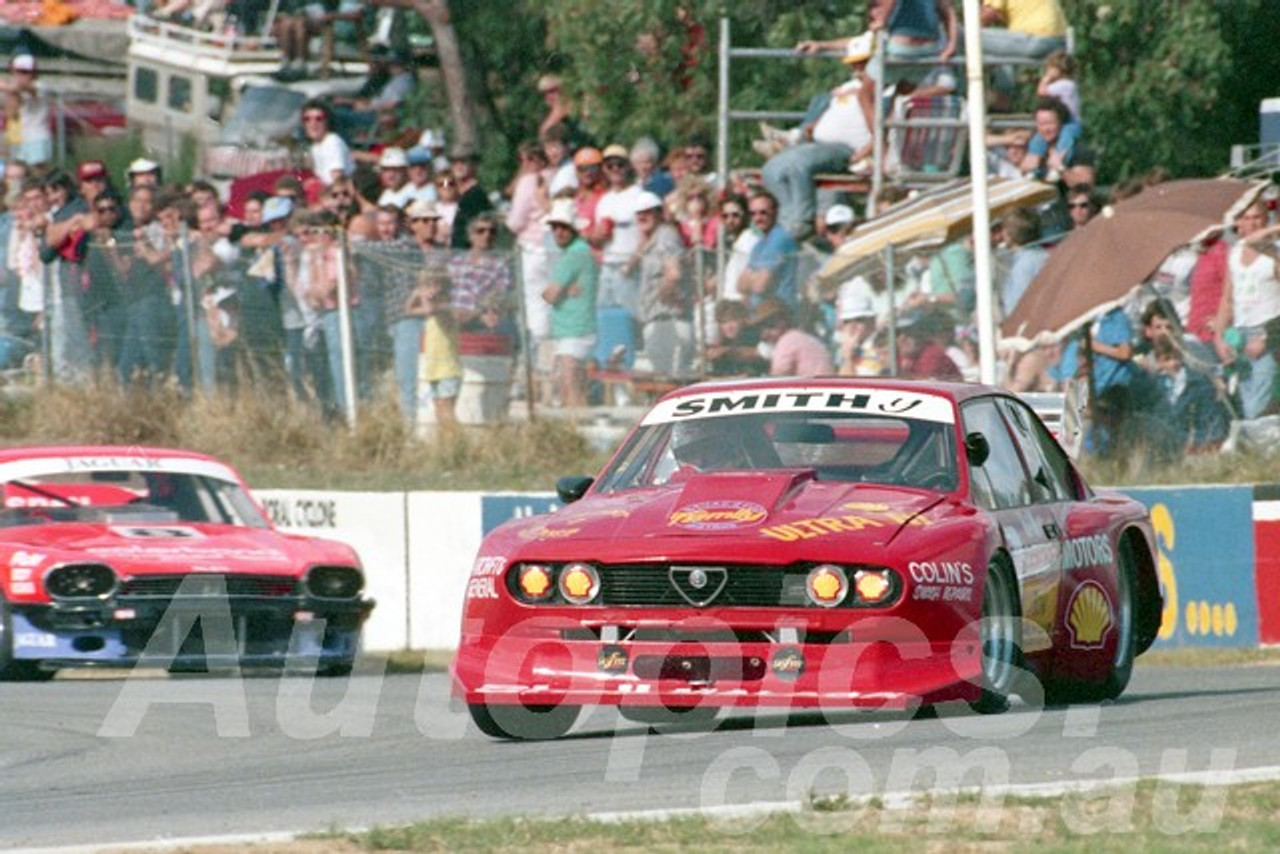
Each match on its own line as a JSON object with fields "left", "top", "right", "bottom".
{"left": 300, "top": 99, "right": 353, "bottom": 187}
{"left": 447, "top": 214, "right": 512, "bottom": 332}
{"left": 81, "top": 189, "right": 130, "bottom": 374}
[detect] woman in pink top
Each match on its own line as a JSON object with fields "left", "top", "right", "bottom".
{"left": 752, "top": 298, "right": 833, "bottom": 377}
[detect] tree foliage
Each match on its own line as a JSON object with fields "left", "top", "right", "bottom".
{"left": 432, "top": 0, "right": 1278, "bottom": 187}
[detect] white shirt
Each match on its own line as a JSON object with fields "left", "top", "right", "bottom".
{"left": 377, "top": 184, "right": 415, "bottom": 209}
{"left": 1229, "top": 242, "right": 1280, "bottom": 329}
{"left": 722, "top": 228, "right": 759, "bottom": 302}
{"left": 812, "top": 80, "right": 872, "bottom": 151}
{"left": 595, "top": 185, "right": 644, "bottom": 264}
{"left": 309, "top": 132, "right": 354, "bottom": 186}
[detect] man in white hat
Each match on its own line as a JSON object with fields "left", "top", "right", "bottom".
{"left": 630, "top": 191, "right": 693, "bottom": 377}
{"left": 835, "top": 276, "right": 881, "bottom": 376}
{"left": 542, "top": 197, "right": 598, "bottom": 409}
{"left": 374, "top": 147, "right": 413, "bottom": 209}
{"left": 1, "top": 54, "right": 52, "bottom": 165}
{"left": 761, "top": 32, "right": 877, "bottom": 241}
{"left": 127, "top": 158, "right": 162, "bottom": 188}
{"left": 589, "top": 142, "right": 645, "bottom": 370}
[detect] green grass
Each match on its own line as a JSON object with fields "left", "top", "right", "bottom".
{"left": 289, "top": 778, "right": 1280, "bottom": 852}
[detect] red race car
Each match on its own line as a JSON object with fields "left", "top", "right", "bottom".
{"left": 0, "top": 446, "right": 374, "bottom": 678}
{"left": 453, "top": 378, "right": 1163, "bottom": 739}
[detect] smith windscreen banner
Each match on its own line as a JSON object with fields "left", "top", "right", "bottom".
{"left": 1121, "top": 486, "right": 1259, "bottom": 649}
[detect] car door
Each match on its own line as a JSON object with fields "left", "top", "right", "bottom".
{"left": 960, "top": 397, "right": 1064, "bottom": 653}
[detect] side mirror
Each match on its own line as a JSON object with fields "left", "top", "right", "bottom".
{"left": 964, "top": 432, "right": 990, "bottom": 467}
{"left": 556, "top": 475, "right": 594, "bottom": 505}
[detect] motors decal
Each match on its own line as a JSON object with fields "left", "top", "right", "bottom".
{"left": 909, "top": 561, "right": 976, "bottom": 603}
{"left": 1062, "top": 535, "right": 1115, "bottom": 571}
{"left": 641, "top": 386, "right": 956, "bottom": 425}
{"left": 1067, "top": 580, "right": 1113, "bottom": 648}
{"left": 670, "top": 501, "right": 768, "bottom": 531}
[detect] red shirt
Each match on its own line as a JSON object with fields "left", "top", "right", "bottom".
{"left": 1186, "top": 240, "right": 1228, "bottom": 342}
{"left": 901, "top": 342, "right": 963, "bottom": 381}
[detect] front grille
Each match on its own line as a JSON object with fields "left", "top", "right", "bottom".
{"left": 601, "top": 565, "right": 794, "bottom": 607}
{"left": 118, "top": 575, "right": 299, "bottom": 598}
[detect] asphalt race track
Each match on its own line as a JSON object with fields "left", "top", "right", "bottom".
{"left": 3, "top": 664, "right": 1280, "bottom": 850}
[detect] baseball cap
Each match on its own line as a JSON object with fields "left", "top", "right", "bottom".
{"left": 573, "top": 147, "right": 603, "bottom": 167}
{"left": 378, "top": 147, "right": 409, "bottom": 169}
{"left": 824, "top": 203, "right": 856, "bottom": 228}
{"left": 602, "top": 143, "right": 629, "bottom": 162}
{"left": 545, "top": 197, "right": 579, "bottom": 229}
{"left": 406, "top": 146, "right": 433, "bottom": 166}
{"left": 405, "top": 199, "right": 441, "bottom": 220}
{"left": 128, "top": 158, "right": 160, "bottom": 175}
{"left": 77, "top": 160, "right": 108, "bottom": 182}
{"left": 632, "top": 191, "right": 664, "bottom": 216}
{"left": 10, "top": 54, "right": 36, "bottom": 73}
{"left": 842, "top": 32, "right": 875, "bottom": 65}
{"left": 838, "top": 278, "right": 877, "bottom": 320}
{"left": 262, "top": 196, "right": 293, "bottom": 224}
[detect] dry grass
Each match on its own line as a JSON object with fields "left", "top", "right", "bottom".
{"left": 0, "top": 383, "right": 608, "bottom": 492}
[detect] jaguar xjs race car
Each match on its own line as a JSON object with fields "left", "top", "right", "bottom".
{"left": 0, "top": 446, "right": 374, "bottom": 678}
{"left": 452, "top": 379, "right": 1163, "bottom": 739}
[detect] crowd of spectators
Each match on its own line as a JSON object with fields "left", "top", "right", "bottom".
{"left": 1, "top": 0, "right": 1277, "bottom": 466}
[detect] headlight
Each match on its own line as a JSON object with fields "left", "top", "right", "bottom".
{"left": 806, "top": 564, "right": 848, "bottom": 607}
{"left": 305, "top": 566, "right": 364, "bottom": 599}
{"left": 515, "top": 564, "right": 555, "bottom": 602}
{"left": 558, "top": 562, "right": 600, "bottom": 605}
{"left": 854, "top": 569, "right": 894, "bottom": 604}
{"left": 45, "top": 564, "right": 118, "bottom": 599}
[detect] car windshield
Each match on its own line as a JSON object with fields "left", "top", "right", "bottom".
{"left": 596, "top": 390, "right": 959, "bottom": 494}
{"left": 0, "top": 469, "right": 269, "bottom": 529}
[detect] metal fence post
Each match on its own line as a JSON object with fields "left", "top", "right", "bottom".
{"left": 335, "top": 232, "right": 357, "bottom": 428}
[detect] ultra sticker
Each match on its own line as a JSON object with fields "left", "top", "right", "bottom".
{"left": 1066, "top": 580, "right": 1113, "bottom": 648}
{"left": 597, "top": 645, "right": 629, "bottom": 674}
{"left": 770, "top": 647, "right": 806, "bottom": 680}
{"left": 669, "top": 500, "right": 768, "bottom": 531}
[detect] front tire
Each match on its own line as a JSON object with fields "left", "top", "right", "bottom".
{"left": 971, "top": 558, "right": 1022, "bottom": 714}
{"left": 469, "top": 702, "right": 581, "bottom": 740}
{"left": 618, "top": 704, "right": 721, "bottom": 729}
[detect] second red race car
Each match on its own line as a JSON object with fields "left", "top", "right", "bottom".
{"left": 452, "top": 378, "right": 1163, "bottom": 739}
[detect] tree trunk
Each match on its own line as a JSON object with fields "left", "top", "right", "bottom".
{"left": 375, "top": 0, "right": 477, "bottom": 156}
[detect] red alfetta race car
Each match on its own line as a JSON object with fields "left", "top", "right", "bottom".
{"left": 453, "top": 378, "right": 1163, "bottom": 739}
{"left": 0, "top": 446, "right": 374, "bottom": 678}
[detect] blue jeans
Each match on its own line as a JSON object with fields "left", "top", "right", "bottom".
{"left": 390, "top": 316, "right": 424, "bottom": 418}
{"left": 762, "top": 142, "right": 854, "bottom": 238}
{"left": 118, "top": 294, "right": 174, "bottom": 385}
{"left": 1239, "top": 351, "right": 1276, "bottom": 420}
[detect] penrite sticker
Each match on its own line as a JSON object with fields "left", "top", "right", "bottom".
{"left": 669, "top": 500, "right": 768, "bottom": 531}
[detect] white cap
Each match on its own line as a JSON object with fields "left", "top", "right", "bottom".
{"left": 418, "top": 128, "right": 446, "bottom": 149}
{"left": 378, "top": 147, "right": 409, "bottom": 169}
{"left": 10, "top": 54, "right": 36, "bottom": 73}
{"left": 632, "top": 190, "right": 664, "bottom": 216}
{"left": 545, "top": 197, "right": 579, "bottom": 229}
{"left": 128, "top": 157, "right": 160, "bottom": 175}
{"left": 838, "top": 277, "right": 877, "bottom": 320}
{"left": 824, "top": 203, "right": 856, "bottom": 227}
{"left": 842, "top": 31, "right": 875, "bottom": 65}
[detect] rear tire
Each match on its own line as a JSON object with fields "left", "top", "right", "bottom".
{"left": 970, "top": 558, "right": 1022, "bottom": 714}
{"left": 468, "top": 702, "right": 581, "bottom": 740}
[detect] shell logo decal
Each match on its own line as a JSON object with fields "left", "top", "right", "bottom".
{"left": 1066, "top": 580, "right": 1113, "bottom": 649}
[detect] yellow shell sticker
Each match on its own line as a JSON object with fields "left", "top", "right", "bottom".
{"left": 1066, "top": 580, "right": 1113, "bottom": 649}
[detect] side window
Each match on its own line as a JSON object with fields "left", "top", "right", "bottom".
{"left": 996, "top": 398, "right": 1073, "bottom": 502}
{"left": 168, "top": 75, "right": 193, "bottom": 113}
{"left": 960, "top": 399, "right": 1032, "bottom": 510}
{"left": 134, "top": 67, "right": 158, "bottom": 104}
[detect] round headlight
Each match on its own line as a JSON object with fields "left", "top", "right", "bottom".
{"left": 305, "top": 566, "right": 363, "bottom": 599}
{"left": 854, "top": 569, "right": 893, "bottom": 604}
{"left": 516, "top": 564, "right": 555, "bottom": 601}
{"left": 45, "top": 564, "right": 117, "bottom": 599}
{"left": 558, "top": 563, "right": 600, "bottom": 605}
{"left": 806, "top": 564, "right": 848, "bottom": 608}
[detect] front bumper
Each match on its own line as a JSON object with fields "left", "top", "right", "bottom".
{"left": 453, "top": 630, "right": 984, "bottom": 710}
{"left": 11, "top": 594, "right": 375, "bottom": 670}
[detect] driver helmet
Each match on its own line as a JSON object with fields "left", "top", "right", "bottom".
{"left": 671, "top": 420, "right": 740, "bottom": 470}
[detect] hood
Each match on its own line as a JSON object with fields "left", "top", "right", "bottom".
{"left": 3, "top": 522, "right": 334, "bottom": 576}
{"left": 506, "top": 471, "right": 946, "bottom": 550}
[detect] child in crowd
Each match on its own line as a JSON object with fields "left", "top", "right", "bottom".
{"left": 1037, "top": 51, "right": 1081, "bottom": 126}
{"left": 405, "top": 269, "right": 462, "bottom": 427}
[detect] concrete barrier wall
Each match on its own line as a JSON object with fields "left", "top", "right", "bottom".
{"left": 257, "top": 486, "right": 1277, "bottom": 652}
